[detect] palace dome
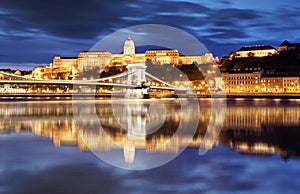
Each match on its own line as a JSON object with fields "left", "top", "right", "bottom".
{"left": 123, "top": 35, "right": 135, "bottom": 55}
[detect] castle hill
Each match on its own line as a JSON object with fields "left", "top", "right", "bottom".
{"left": 1, "top": 37, "right": 300, "bottom": 98}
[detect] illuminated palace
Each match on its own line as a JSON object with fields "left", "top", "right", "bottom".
{"left": 31, "top": 36, "right": 214, "bottom": 80}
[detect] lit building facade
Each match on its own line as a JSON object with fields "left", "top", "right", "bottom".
{"left": 222, "top": 70, "right": 262, "bottom": 92}
{"left": 222, "top": 71, "right": 300, "bottom": 93}
{"left": 283, "top": 77, "right": 299, "bottom": 92}
{"left": 31, "top": 66, "right": 46, "bottom": 79}
{"left": 145, "top": 50, "right": 179, "bottom": 65}
{"left": 235, "top": 46, "right": 278, "bottom": 58}
{"left": 110, "top": 36, "right": 145, "bottom": 66}
{"left": 30, "top": 36, "right": 214, "bottom": 79}
{"left": 145, "top": 50, "right": 214, "bottom": 66}
{"left": 260, "top": 76, "right": 283, "bottom": 92}
{"left": 78, "top": 51, "right": 112, "bottom": 72}
{"left": 179, "top": 53, "right": 214, "bottom": 65}
{"left": 52, "top": 56, "right": 77, "bottom": 78}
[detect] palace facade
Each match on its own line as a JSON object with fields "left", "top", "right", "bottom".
{"left": 31, "top": 36, "right": 214, "bottom": 80}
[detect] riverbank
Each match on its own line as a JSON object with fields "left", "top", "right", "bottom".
{"left": 223, "top": 93, "right": 300, "bottom": 99}
{"left": 0, "top": 93, "right": 123, "bottom": 101}
{"left": 0, "top": 92, "right": 300, "bottom": 100}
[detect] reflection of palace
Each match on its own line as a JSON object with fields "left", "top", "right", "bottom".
{"left": 1, "top": 101, "right": 300, "bottom": 162}
{"left": 0, "top": 101, "right": 207, "bottom": 165}
{"left": 30, "top": 36, "right": 214, "bottom": 79}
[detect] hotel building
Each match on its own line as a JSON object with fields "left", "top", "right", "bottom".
{"left": 222, "top": 69, "right": 262, "bottom": 93}
{"left": 260, "top": 76, "right": 283, "bottom": 92}
{"left": 283, "top": 77, "right": 300, "bottom": 92}
{"left": 222, "top": 69, "right": 300, "bottom": 93}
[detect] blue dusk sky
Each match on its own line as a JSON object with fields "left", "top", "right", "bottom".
{"left": 0, "top": 0, "right": 300, "bottom": 69}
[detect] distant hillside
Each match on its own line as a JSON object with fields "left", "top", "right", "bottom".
{"left": 145, "top": 61, "right": 204, "bottom": 81}
{"left": 96, "top": 61, "right": 205, "bottom": 81}
{"left": 219, "top": 49, "right": 300, "bottom": 75}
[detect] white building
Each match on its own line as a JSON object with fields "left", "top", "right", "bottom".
{"left": 235, "top": 46, "right": 278, "bottom": 58}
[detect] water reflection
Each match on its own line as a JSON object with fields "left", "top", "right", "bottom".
{"left": 221, "top": 100, "right": 300, "bottom": 159}
{"left": 73, "top": 99, "right": 203, "bottom": 169}
{"left": 1, "top": 99, "right": 300, "bottom": 163}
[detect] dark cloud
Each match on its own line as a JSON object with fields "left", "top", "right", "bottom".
{"left": 0, "top": 0, "right": 211, "bottom": 40}
{"left": 217, "top": 8, "right": 260, "bottom": 20}
{"left": 208, "top": 28, "right": 248, "bottom": 40}
{"left": 217, "top": 0, "right": 232, "bottom": 5}
{"left": 0, "top": 0, "right": 300, "bottom": 66}
{"left": 0, "top": 0, "right": 127, "bottom": 39}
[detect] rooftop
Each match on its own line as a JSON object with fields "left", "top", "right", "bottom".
{"left": 225, "top": 68, "right": 263, "bottom": 74}
{"left": 279, "top": 40, "right": 300, "bottom": 47}
{"left": 59, "top": 57, "right": 77, "bottom": 59}
{"left": 237, "top": 46, "right": 276, "bottom": 52}
{"left": 279, "top": 40, "right": 291, "bottom": 47}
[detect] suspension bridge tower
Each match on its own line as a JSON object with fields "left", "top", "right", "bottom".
{"left": 125, "top": 63, "right": 149, "bottom": 98}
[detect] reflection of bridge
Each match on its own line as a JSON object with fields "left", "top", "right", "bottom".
{"left": 0, "top": 63, "right": 190, "bottom": 97}
{"left": 1, "top": 100, "right": 300, "bottom": 164}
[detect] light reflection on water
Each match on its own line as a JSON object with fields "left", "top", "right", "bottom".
{"left": 1, "top": 99, "right": 300, "bottom": 193}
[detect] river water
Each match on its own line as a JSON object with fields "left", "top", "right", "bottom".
{"left": 1, "top": 98, "right": 300, "bottom": 194}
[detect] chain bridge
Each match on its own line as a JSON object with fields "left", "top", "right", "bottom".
{"left": 0, "top": 63, "right": 192, "bottom": 98}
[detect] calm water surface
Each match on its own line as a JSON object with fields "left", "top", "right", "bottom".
{"left": 1, "top": 98, "right": 300, "bottom": 194}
